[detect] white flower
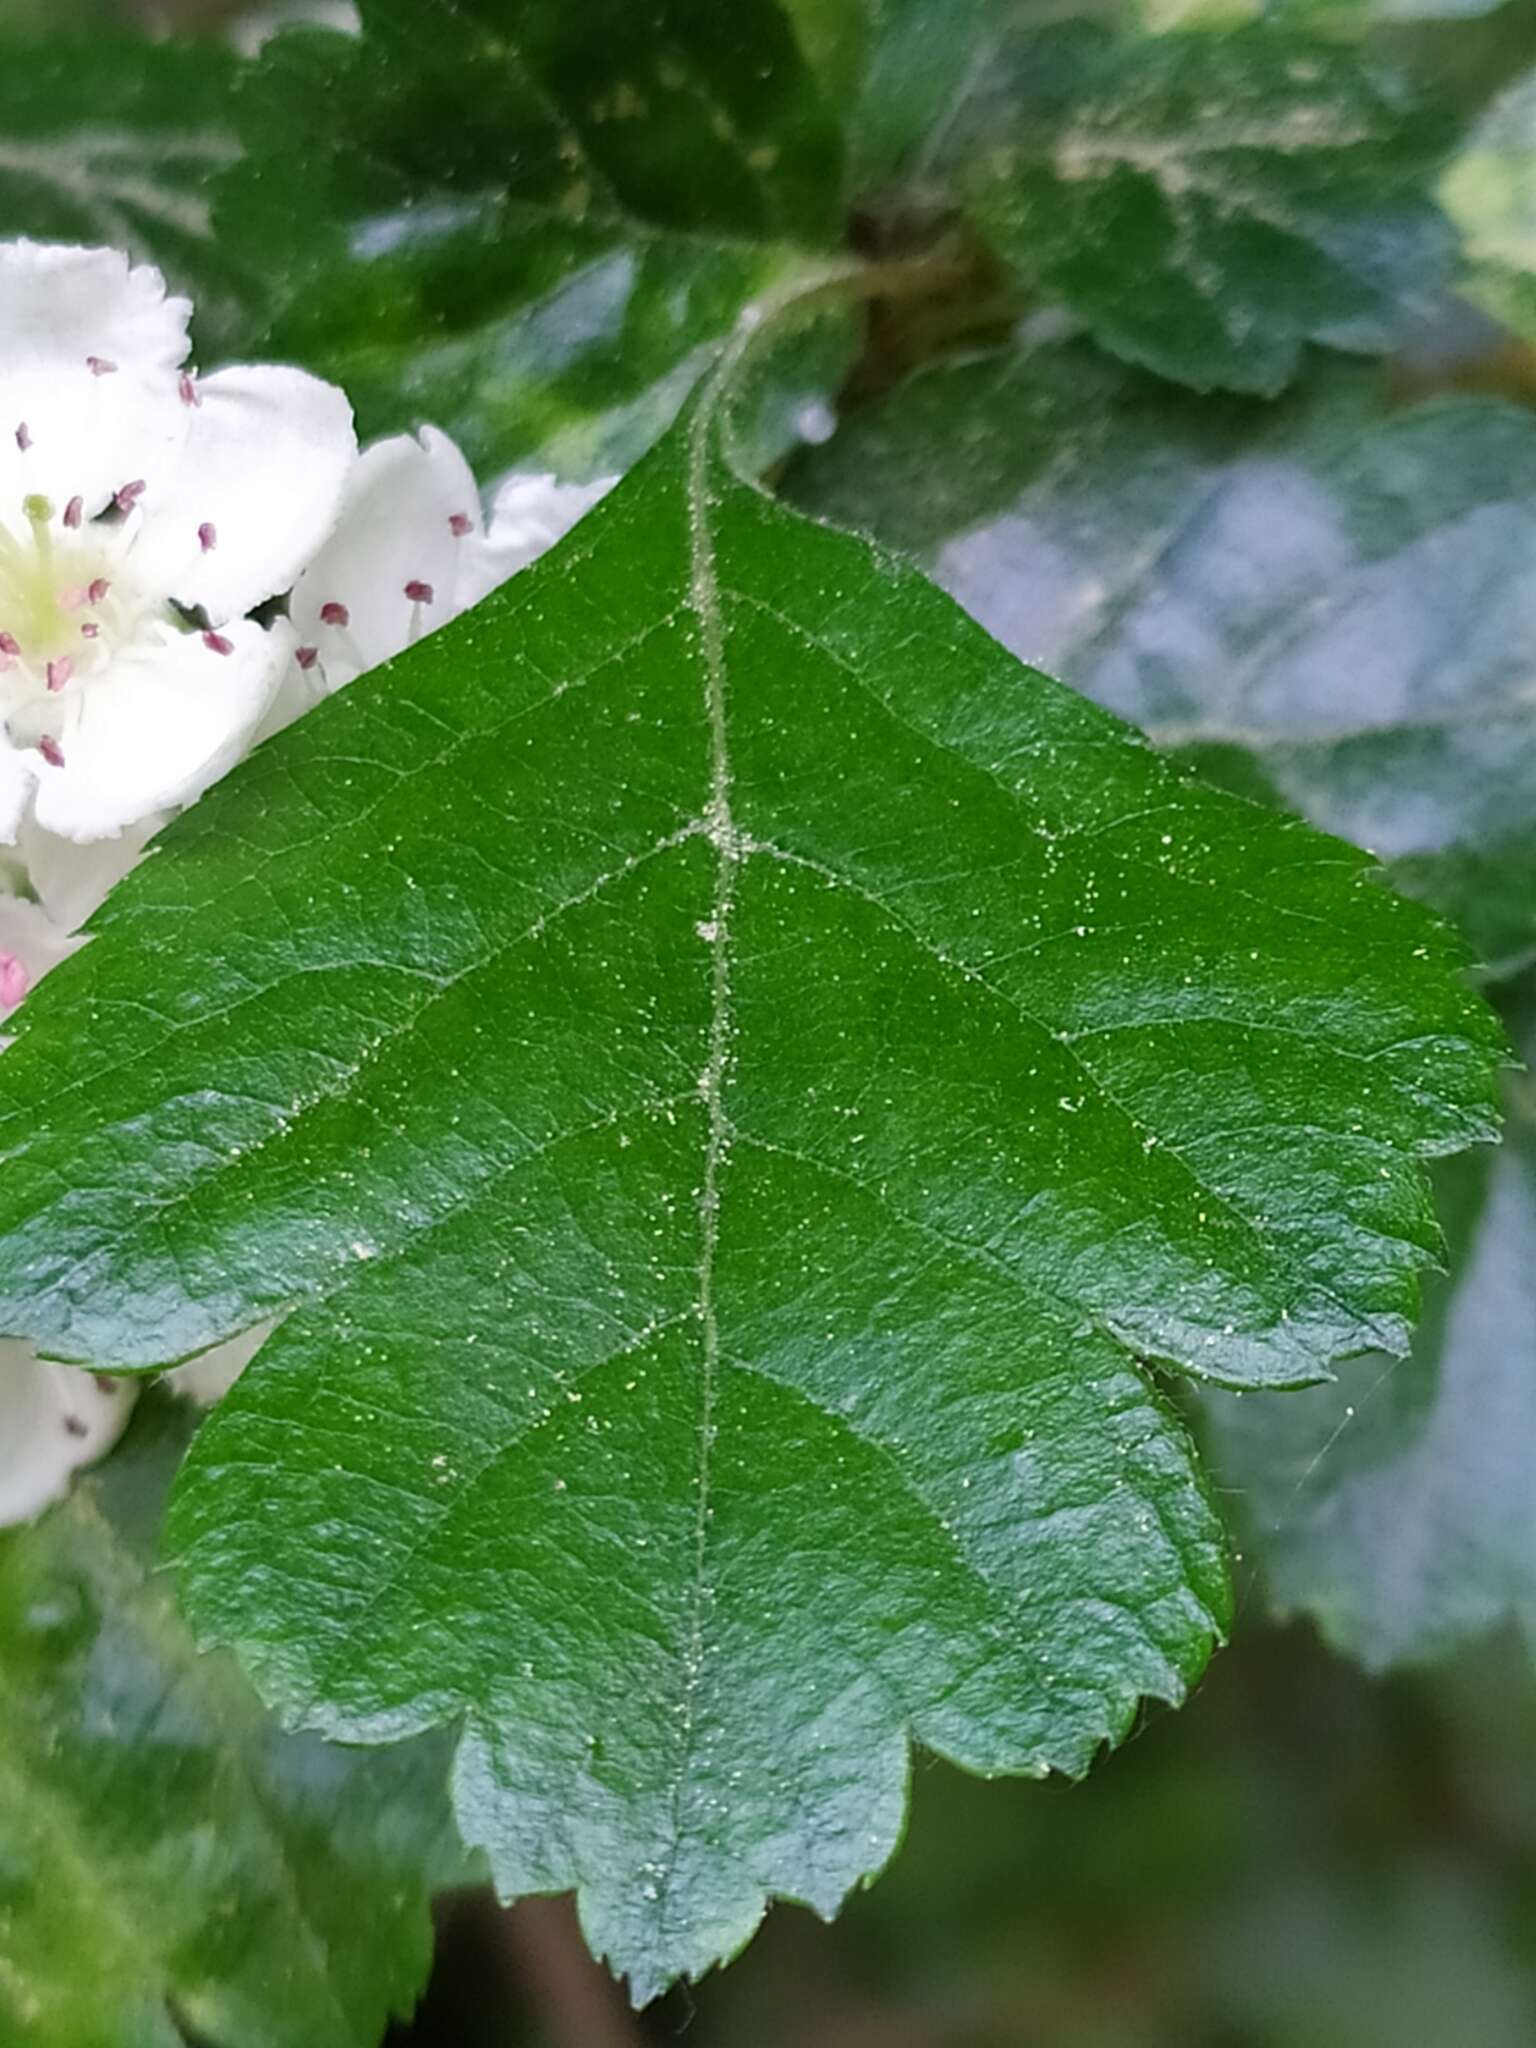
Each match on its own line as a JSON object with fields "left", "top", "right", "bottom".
{"left": 485, "top": 468, "right": 618, "bottom": 570}
{"left": 269, "top": 440, "right": 617, "bottom": 730}
{"left": 0, "top": 241, "right": 356, "bottom": 844}
{"left": 0, "top": 1346, "right": 133, "bottom": 1526}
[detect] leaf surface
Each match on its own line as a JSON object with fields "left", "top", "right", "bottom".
{"left": 0, "top": 1395, "right": 467, "bottom": 2048}
{"left": 968, "top": 27, "right": 1458, "bottom": 393}
{"left": 0, "top": 332, "right": 1502, "bottom": 1999}
{"left": 791, "top": 345, "right": 1536, "bottom": 977}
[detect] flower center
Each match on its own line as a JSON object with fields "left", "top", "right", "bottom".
{"left": 0, "top": 493, "right": 161, "bottom": 767}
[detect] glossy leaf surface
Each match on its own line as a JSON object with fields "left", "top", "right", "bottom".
{"left": 791, "top": 346, "right": 1536, "bottom": 977}
{"left": 0, "top": 346, "right": 1501, "bottom": 2000}
{"left": 0, "top": 1395, "right": 467, "bottom": 2048}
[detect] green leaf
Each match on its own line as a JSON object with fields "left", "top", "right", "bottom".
{"left": 0, "top": 1393, "right": 469, "bottom": 2048}
{"left": 216, "top": 0, "right": 847, "bottom": 478}
{"left": 0, "top": 33, "right": 256, "bottom": 358}
{"left": 0, "top": 326, "right": 1502, "bottom": 2001}
{"left": 790, "top": 345, "right": 1536, "bottom": 977}
{"left": 967, "top": 27, "right": 1459, "bottom": 393}
{"left": 1202, "top": 984, "right": 1536, "bottom": 1669}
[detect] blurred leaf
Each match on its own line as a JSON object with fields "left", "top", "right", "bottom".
{"left": 968, "top": 27, "right": 1459, "bottom": 393}
{"left": 0, "top": 33, "right": 257, "bottom": 357}
{"left": 0, "top": 1394, "right": 470, "bottom": 2048}
{"left": 1203, "top": 984, "right": 1536, "bottom": 1670}
{"left": 1278, "top": 0, "right": 1510, "bottom": 24}
{"left": 781, "top": 0, "right": 1082, "bottom": 183}
{"left": 1442, "top": 57, "right": 1536, "bottom": 341}
{"left": 217, "top": 0, "right": 846, "bottom": 477}
{"left": 0, "top": 322, "right": 1505, "bottom": 1998}
{"left": 790, "top": 346, "right": 1536, "bottom": 975}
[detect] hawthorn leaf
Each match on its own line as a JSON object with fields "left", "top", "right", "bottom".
{"left": 215, "top": 0, "right": 848, "bottom": 478}
{"left": 0, "top": 333, "right": 1502, "bottom": 2001}
{"left": 967, "top": 27, "right": 1459, "bottom": 394}
{"left": 0, "top": 33, "right": 255, "bottom": 357}
{"left": 790, "top": 345, "right": 1536, "bottom": 977}
{"left": 1202, "top": 985, "right": 1536, "bottom": 1670}
{"left": 0, "top": 1393, "right": 470, "bottom": 2048}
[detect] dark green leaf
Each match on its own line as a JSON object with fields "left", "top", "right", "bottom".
{"left": 0, "top": 334, "right": 1501, "bottom": 2000}
{"left": 790, "top": 345, "right": 1536, "bottom": 976}
{"left": 0, "top": 1393, "right": 469, "bottom": 2048}
{"left": 967, "top": 27, "right": 1459, "bottom": 393}
{"left": 1202, "top": 984, "right": 1536, "bottom": 1669}
{"left": 0, "top": 34, "right": 257, "bottom": 358}
{"left": 217, "top": 0, "right": 847, "bottom": 477}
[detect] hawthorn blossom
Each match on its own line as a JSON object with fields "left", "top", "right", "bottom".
{"left": 0, "top": 240, "right": 355, "bottom": 844}
{"left": 486, "top": 468, "right": 618, "bottom": 571}
{"left": 270, "top": 431, "right": 616, "bottom": 732}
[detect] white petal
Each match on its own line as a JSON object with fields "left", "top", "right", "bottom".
{"left": 16, "top": 813, "right": 160, "bottom": 930}
{"left": 0, "top": 1344, "right": 136, "bottom": 1527}
{"left": 167, "top": 1322, "right": 272, "bottom": 1407}
{"left": 484, "top": 470, "right": 618, "bottom": 576}
{"left": 0, "top": 242, "right": 191, "bottom": 515}
{"left": 29, "top": 619, "right": 290, "bottom": 841}
{"left": 288, "top": 425, "right": 491, "bottom": 692}
{"left": 130, "top": 364, "right": 357, "bottom": 624}
{"left": 0, "top": 739, "right": 36, "bottom": 847}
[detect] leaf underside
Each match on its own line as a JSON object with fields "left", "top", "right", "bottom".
{"left": 0, "top": 361, "right": 1502, "bottom": 1998}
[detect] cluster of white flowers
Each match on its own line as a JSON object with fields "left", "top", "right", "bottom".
{"left": 0, "top": 241, "right": 614, "bottom": 1528}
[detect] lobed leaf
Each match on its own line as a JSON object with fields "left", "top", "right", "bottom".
{"left": 0, "top": 333, "right": 1502, "bottom": 1998}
